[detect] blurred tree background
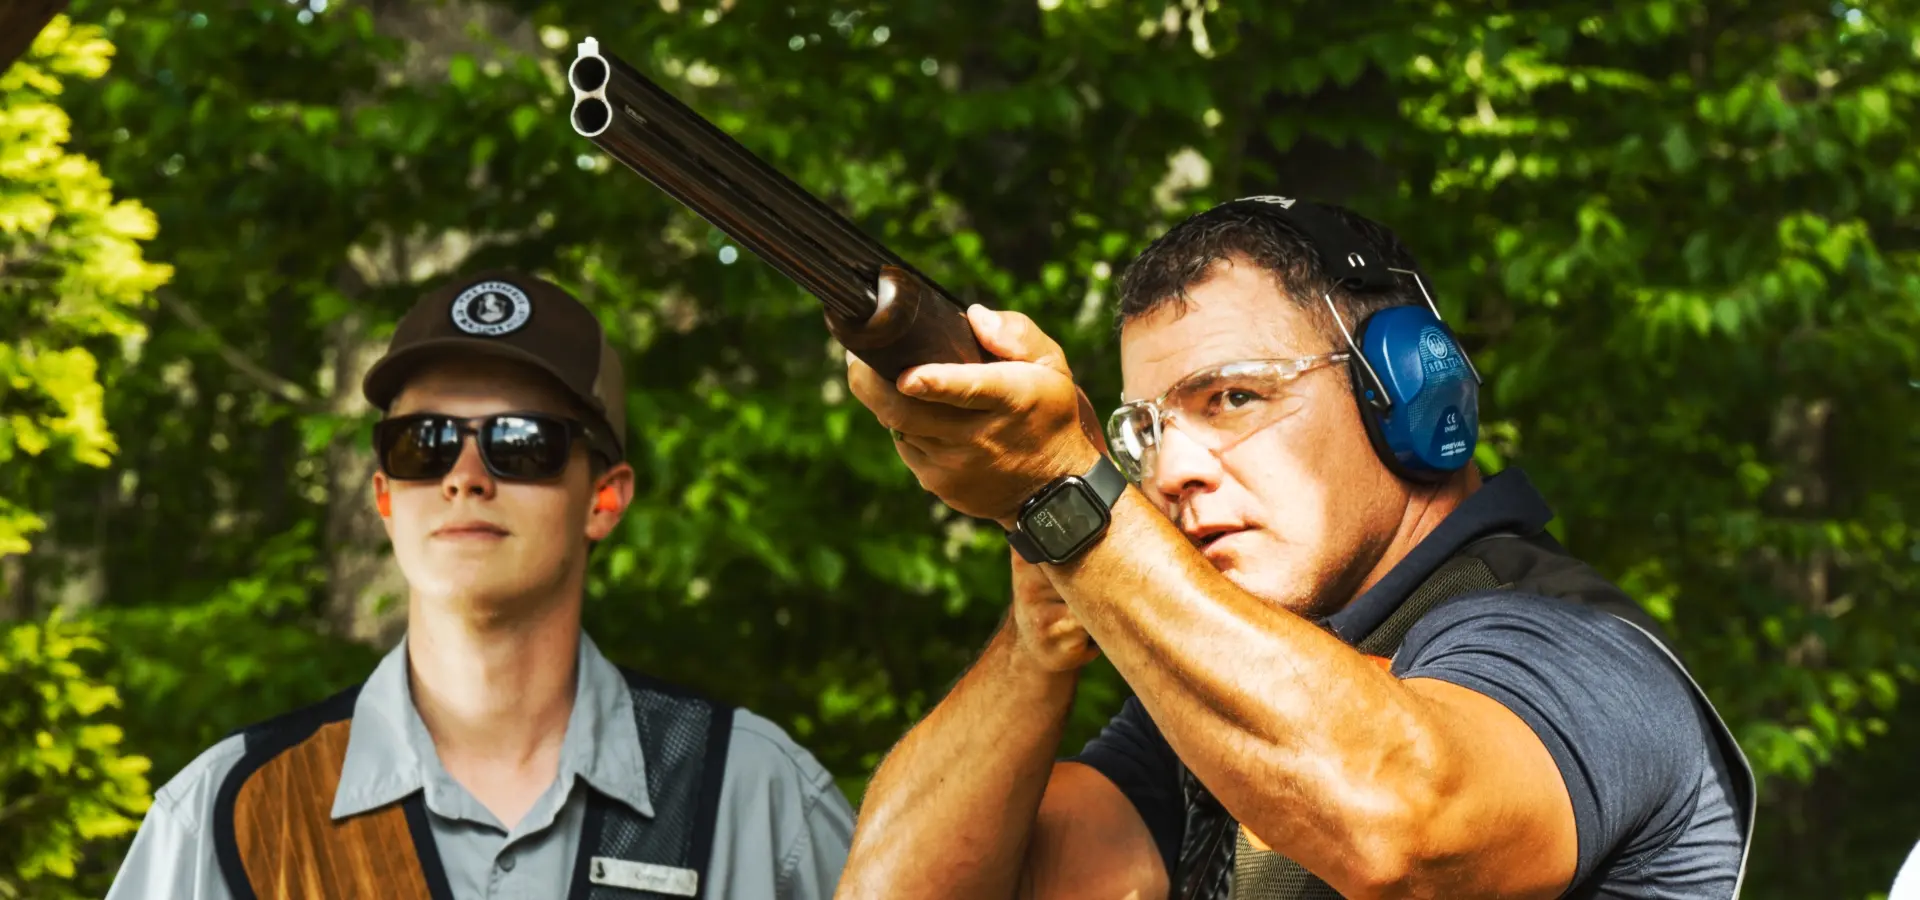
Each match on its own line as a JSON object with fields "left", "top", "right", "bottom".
{"left": 1, "top": 0, "right": 1915, "bottom": 896}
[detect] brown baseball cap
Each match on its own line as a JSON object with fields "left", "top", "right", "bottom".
{"left": 361, "top": 269, "right": 627, "bottom": 459}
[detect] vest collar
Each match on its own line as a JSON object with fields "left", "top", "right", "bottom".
{"left": 1320, "top": 467, "right": 1556, "bottom": 645}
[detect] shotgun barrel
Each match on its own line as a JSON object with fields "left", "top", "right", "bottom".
{"left": 565, "top": 37, "right": 988, "bottom": 379}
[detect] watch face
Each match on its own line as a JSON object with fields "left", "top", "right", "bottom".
{"left": 1025, "top": 481, "right": 1108, "bottom": 561}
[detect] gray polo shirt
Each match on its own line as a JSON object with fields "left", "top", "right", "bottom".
{"left": 104, "top": 632, "right": 855, "bottom": 899}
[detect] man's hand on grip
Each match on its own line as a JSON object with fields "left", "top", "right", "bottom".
{"left": 845, "top": 285, "right": 1104, "bottom": 530}
{"left": 1008, "top": 548, "right": 1101, "bottom": 673}
{"left": 1007, "top": 376, "right": 1106, "bottom": 673}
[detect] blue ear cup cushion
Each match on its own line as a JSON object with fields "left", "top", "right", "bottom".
{"left": 1349, "top": 306, "right": 1480, "bottom": 480}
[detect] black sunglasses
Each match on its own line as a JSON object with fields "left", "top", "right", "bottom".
{"left": 372, "top": 413, "right": 609, "bottom": 482}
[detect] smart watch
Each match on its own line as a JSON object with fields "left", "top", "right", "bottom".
{"left": 1006, "top": 455, "right": 1130, "bottom": 565}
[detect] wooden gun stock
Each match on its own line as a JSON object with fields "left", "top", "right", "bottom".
{"left": 565, "top": 38, "right": 990, "bottom": 380}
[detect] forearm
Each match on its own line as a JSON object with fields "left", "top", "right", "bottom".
{"left": 1046, "top": 492, "right": 1448, "bottom": 888}
{"left": 837, "top": 621, "right": 1079, "bottom": 900}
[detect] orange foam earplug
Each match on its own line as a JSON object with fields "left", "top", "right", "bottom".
{"left": 595, "top": 485, "right": 619, "bottom": 513}
{"left": 375, "top": 489, "right": 391, "bottom": 518}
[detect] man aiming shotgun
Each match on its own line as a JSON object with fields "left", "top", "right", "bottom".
{"left": 566, "top": 37, "right": 1755, "bottom": 900}
{"left": 837, "top": 206, "right": 1755, "bottom": 900}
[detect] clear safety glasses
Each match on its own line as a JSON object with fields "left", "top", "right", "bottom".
{"left": 1104, "top": 353, "right": 1351, "bottom": 483}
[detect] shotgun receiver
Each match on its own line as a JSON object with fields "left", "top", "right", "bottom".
{"left": 564, "top": 37, "right": 987, "bottom": 380}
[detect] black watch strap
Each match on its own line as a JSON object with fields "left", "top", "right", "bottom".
{"left": 1084, "top": 452, "right": 1130, "bottom": 506}
{"left": 1007, "top": 528, "right": 1045, "bottom": 564}
{"left": 1007, "top": 455, "right": 1129, "bottom": 564}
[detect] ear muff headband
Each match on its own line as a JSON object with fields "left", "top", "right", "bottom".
{"left": 1217, "top": 196, "right": 1483, "bottom": 481}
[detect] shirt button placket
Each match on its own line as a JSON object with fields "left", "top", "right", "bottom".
{"left": 490, "top": 852, "right": 516, "bottom": 899}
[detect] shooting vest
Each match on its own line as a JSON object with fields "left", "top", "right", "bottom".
{"left": 209, "top": 670, "right": 734, "bottom": 900}
{"left": 1170, "top": 532, "right": 1757, "bottom": 900}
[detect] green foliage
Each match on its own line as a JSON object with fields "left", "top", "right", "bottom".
{"left": 0, "top": 15, "right": 172, "bottom": 556}
{"left": 0, "top": 616, "right": 150, "bottom": 900}
{"left": 0, "top": 0, "right": 1914, "bottom": 896}
{"left": 94, "top": 521, "right": 385, "bottom": 780}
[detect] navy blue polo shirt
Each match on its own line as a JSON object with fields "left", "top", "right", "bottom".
{"left": 1069, "top": 468, "right": 1746, "bottom": 899}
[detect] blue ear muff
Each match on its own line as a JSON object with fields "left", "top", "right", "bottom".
{"left": 1349, "top": 305, "right": 1479, "bottom": 482}
{"left": 1208, "top": 196, "right": 1481, "bottom": 482}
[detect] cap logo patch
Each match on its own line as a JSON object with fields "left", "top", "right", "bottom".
{"left": 450, "top": 281, "right": 532, "bottom": 336}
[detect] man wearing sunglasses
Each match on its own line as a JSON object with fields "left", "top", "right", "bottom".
{"left": 106, "top": 271, "right": 855, "bottom": 899}
{"left": 838, "top": 199, "right": 1751, "bottom": 899}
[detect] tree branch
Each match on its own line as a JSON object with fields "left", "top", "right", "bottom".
{"left": 154, "top": 290, "right": 311, "bottom": 405}
{"left": 0, "top": 790, "right": 50, "bottom": 828}
{"left": 0, "top": 0, "right": 68, "bottom": 77}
